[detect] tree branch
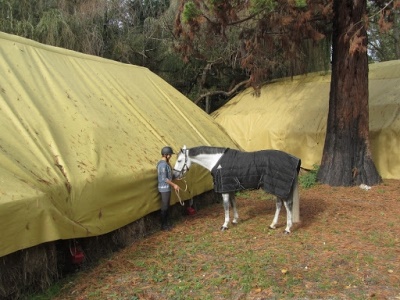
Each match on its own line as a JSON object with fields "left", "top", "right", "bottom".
{"left": 194, "top": 79, "right": 250, "bottom": 104}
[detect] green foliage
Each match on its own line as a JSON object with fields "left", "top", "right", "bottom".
{"left": 13, "top": 20, "right": 35, "bottom": 39}
{"left": 235, "top": 190, "right": 252, "bottom": 199}
{"left": 208, "top": 0, "right": 225, "bottom": 5}
{"left": 35, "top": 9, "right": 73, "bottom": 47}
{"left": 367, "top": 2, "right": 400, "bottom": 62}
{"left": 250, "top": 0, "right": 277, "bottom": 13}
{"left": 299, "top": 164, "right": 319, "bottom": 189}
{"left": 182, "top": 1, "right": 201, "bottom": 23}
{"left": 295, "top": 0, "right": 307, "bottom": 8}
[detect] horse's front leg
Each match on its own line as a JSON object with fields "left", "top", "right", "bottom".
{"left": 269, "top": 197, "right": 282, "bottom": 230}
{"left": 221, "top": 193, "right": 230, "bottom": 231}
{"left": 229, "top": 192, "right": 239, "bottom": 224}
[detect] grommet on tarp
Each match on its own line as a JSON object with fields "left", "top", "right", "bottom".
{"left": 69, "top": 239, "right": 85, "bottom": 265}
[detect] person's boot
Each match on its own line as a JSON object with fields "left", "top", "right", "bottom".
{"left": 165, "top": 210, "right": 173, "bottom": 229}
{"left": 160, "top": 210, "right": 169, "bottom": 231}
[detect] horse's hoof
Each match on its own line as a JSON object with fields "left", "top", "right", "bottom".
{"left": 284, "top": 230, "right": 290, "bottom": 235}
{"left": 220, "top": 226, "right": 228, "bottom": 231}
{"left": 269, "top": 225, "right": 276, "bottom": 230}
{"left": 232, "top": 220, "right": 238, "bottom": 225}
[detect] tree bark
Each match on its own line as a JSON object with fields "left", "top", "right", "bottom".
{"left": 317, "top": 0, "right": 382, "bottom": 186}
{"left": 394, "top": 9, "right": 400, "bottom": 59}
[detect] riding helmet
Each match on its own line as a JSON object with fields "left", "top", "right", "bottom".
{"left": 161, "top": 146, "right": 174, "bottom": 156}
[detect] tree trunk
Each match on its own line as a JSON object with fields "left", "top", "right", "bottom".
{"left": 317, "top": 0, "right": 382, "bottom": 186}
{"left": 394, "top": 9, "right": 400, "bottom": 59}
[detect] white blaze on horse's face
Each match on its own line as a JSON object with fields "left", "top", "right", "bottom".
{"left": 173, "top": 145, "right": 190, "bottom": 179}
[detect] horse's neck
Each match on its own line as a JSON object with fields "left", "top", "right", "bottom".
{"left": 190, "top": 153, "right": 223, "bottom": 171}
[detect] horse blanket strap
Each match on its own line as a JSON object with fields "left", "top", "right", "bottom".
{"left": 211, "top": 149, "right": 301, "bottom": 199}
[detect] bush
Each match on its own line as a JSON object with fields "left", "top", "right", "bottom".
{"left": 299, "top": 165, "right": 319, "bottom": 188}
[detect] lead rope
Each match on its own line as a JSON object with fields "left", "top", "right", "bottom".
{"left": 175, "top": 178, "right": 188, "bottom": 206}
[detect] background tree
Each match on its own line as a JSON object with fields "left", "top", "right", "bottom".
{"left": 368, "top": 0, "right": 400, "bottom": 61}
{"left": 174, "top": 0, "right": 332, "bottom": 110}
{"left": 0, "top": 0, "right": 176, "bottom": 69}
{"left": 317, "top": 0, "right": 398, "bottom": 186}
{"left": 317, "top": 0, "right": 383, "bottom": 186}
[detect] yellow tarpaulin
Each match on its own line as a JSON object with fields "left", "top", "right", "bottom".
{"left": 0, "top": 32, "right": 239, "bottom": 258}
{"left": 212, "top": 60, "right": 400, "bottom": 179}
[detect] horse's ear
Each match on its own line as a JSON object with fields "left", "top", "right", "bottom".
{"left": 182, "top": 145, "right": 187, "bottom": 151}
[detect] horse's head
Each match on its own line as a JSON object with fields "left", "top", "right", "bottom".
{"left": 173, "top": 145, "right": 191, "bottom": 179}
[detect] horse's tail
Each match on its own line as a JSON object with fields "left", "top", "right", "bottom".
{"left": 292, "top": 173, "right": 300, "bottom": 223}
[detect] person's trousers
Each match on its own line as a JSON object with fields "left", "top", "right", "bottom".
{"left": 160, "top": 191, "right": 171, "bottom": 229}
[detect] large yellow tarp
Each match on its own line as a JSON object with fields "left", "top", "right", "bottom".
{"left": 212, "top": 60, "right": 400, "bottom": 179}
{"left": 0, "top": 32, "right": 239, "bottom": 257}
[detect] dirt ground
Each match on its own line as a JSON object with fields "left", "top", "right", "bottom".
{"left": 53, "top": 179, "right": 400, "bottom": 300}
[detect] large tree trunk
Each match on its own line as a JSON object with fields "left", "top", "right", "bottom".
{"left": 317, "top": 0, "right": 382, "bottom": 186}
{"left": 394, "top": 9, "right": 400, "bottom": 59}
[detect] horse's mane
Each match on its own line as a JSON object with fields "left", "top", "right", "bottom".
{"left": 188, "top": 146, "right": 227, "bottom": 157}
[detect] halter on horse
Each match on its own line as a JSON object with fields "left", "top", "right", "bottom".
{"left": 173, "top": 145, "right": 301, "bottom": 233}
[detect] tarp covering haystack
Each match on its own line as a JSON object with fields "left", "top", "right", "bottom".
{"left": 0, "top": 32, "right": 239, "bottom": 258}
{"left": 212, "top": 60, "right": 400, "bottom": 180}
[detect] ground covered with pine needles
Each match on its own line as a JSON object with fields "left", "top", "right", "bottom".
{"left": 51, "top": 180, "right": 400, "bottom": 300}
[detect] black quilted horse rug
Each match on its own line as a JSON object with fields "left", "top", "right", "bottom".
{"left": 211, "top": 148, "right": 301, "bottom": 199}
